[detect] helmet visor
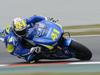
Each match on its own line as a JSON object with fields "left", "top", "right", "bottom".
{"left": 14, "top": 28, "right": 27, "bottom": 36}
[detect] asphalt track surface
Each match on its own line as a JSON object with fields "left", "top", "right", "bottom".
{"left": 0, "top": 35, "right": 100, "bottom": 74}
{"left": 0, "top": 35, "right": 99, "bottom": 74}
{"left": 0, "top": 35, "right": 100, "bottom": 64}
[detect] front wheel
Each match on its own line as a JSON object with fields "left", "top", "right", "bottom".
{"left": 69, "top": 40, "right": 92, "bottom": 60}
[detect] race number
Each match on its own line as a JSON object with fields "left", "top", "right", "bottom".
{"left": 51, "top": 29, "right": 60, "bottom": 41}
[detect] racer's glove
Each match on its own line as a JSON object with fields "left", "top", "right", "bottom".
{"left": 30, "top": 46, "right": 41, "bottom": 54}
{"left": 6, "top": 36, "right": 17, "bottom": 53}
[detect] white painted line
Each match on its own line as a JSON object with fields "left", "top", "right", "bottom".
{"left": 0, "top": 62, "right": 100, "bottom": 67}
{"left": 69, "top": 62, "right": 100, "bottom": 65}
{"left": 0, "top": 64, "right": 7, "bottom": 67}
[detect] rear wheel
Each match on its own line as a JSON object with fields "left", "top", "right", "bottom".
{"left": 69, "top": 40, "right": 92, "bottom": 60}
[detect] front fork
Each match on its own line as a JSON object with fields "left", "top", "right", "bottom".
{"left": 62, "top": 32, "right": 75, "bottom": 58}
{"left": 63, "top": 38, "right": 72, "bottom": 47}
{"left": 63, "top": 32, "right": 72, "bottom": 47}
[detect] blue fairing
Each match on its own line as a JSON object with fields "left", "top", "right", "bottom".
{"left": 63, "top": 38, "right": 72, "bottom": 47}
{"left": 32, "top": 20, "right": 64, "bottom": 45}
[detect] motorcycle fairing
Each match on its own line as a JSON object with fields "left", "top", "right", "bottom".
{"left": 32, "top": 20, "right": 64, "bottom": 45}
{"left": 63, "top": 38, "right": 72, "bottom": 47}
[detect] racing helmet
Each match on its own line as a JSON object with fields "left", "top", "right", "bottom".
{"left": 12, "top": 17, "right": 27, "bottom": 37}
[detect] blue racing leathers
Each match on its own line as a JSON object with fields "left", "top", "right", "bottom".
{"left": 4, "top": 15, "right": 46, "bottom": 62}
{"left": 26, "top": 15, "right": 46, "bottom": 27}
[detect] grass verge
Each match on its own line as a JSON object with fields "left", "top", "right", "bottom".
{"left": 63, "top": 24, "right": 100, "bottom": 30}
{"left": 63, "top": 24, "right": 100, "bottom": 36}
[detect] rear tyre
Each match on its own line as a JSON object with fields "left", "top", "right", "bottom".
{"left": 69, "top": 40, "right": 92, "bottom": 60}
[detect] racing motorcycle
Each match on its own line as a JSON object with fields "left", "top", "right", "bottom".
{"left": 0, "top": 19, "right": 92, "bottom": 62}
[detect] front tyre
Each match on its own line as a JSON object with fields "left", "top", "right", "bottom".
{"left": 69, "top": 40, "right": 92, "bottom": 60}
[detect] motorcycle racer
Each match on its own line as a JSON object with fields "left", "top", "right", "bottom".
{"left": 0, "top": 15, "right": 92, "bottom": 62}
{"left": 4, "top": 15, "right": 47, "bottom": 63}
